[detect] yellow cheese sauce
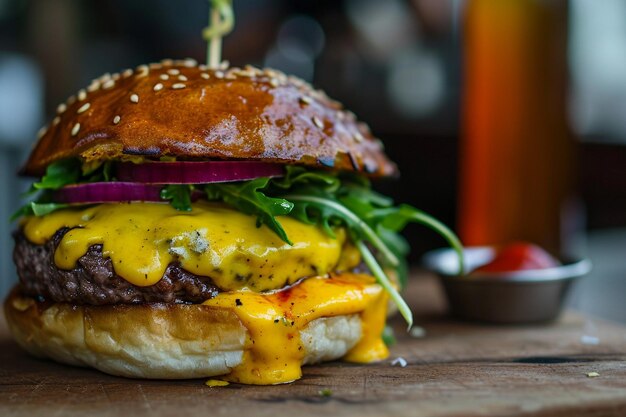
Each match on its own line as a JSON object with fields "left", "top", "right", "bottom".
{"left": 22, "top": 202, "right": 359, "bottom": 291}
{"left": 204, "top": 274, "right": 389, "bottom": 385}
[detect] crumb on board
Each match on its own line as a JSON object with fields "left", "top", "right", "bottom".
{"left": 205, "top": 379, "right": 230, "bottom": 387}
{"left": 409, "top": 326, "right": 426, "bottom": 338}
{"left": 391, "top": 357, "right": 408, "bottom": 367}
{"left": 580, "top": 335, "right": 600, "bottom": 345}
{"left": 319, "top": 388, "right": 332, "bottom": 397}
{"left": 586, "top": 372, "right": 600, "bottom": 378}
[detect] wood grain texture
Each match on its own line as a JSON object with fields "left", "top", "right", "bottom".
{"left": 1, "top": 272, "right": 626, "bottom": 417}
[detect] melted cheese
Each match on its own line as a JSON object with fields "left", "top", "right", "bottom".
{"left": 22, "top": 202, "right": 358, "bottom": 290}
{"left": 203, "top": 274, "right": 389, "bottom": 385}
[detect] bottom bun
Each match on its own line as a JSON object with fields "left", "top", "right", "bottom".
{"left": 3, "top": 287, "right": 362, "bottom": 379}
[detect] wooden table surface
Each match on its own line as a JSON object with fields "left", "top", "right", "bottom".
{"left": 2, "top": 272, "right": 626, "bottom": 417}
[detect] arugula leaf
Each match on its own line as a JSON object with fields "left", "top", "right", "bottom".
{"left": 205, "top": 178, "right": 294, "bottom": 244}
{"left": 382, "top": 324, "right": 397, "bottom": 347}
{"left": 84, "top": 161, "right": 113, "bottom": 182}
{"left": 271, "top": 169, "right": 464, "bottom": 328}
{"left": 366, "top": 204, "right": 465, "bottom": 275}
{"left": 11, "top": 201, "right": 69, "bottom": 221}
{"left": 338, "top": 183, "right": 393, "bottom": 209}
{"left": 376, "top": 228, "right": 410, "bottom": 288}
{"left": 14, "top": 158, "right": 114, "bottom": 220}
{"left": 284, "top": 192, "right": 400, "bottom": 267}
{"left": 357, "top": 240, "right": 413, "bottom": 328}
{"left": 335, "top": 182, "right": 464, "bottom": 284}
{"left": 160, "top": 185, "right": 193, "bottom": 211}
{"left": 282, "top": 191, "right": 412, "bottom": 326}
{"left": 270, "top": 165, "right": 340, "bottom": 193}
{"left": 33, "top": 159, "right": 81, "bottom": 191}
{"left": 286, "top": 193, "right": 341, "bottom": 239}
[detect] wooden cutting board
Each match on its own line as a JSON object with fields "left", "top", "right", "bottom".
{"left": 2, "top": 272, "right": 626, "bottom": 417}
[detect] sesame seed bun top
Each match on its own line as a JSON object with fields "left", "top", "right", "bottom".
{"left": 22, "top": 59, "right": 397, "bottom": 177}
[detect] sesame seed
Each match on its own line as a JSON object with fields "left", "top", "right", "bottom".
{"left": 149, "top": 63, "right": 162, "bottom": 70}
{"left": 87, "top": 80, "right": 100, "bottom": 92}
{"left": 161, "top": 59, "right": 174, "bottom": 66}
{"left": 77, "top": 102, "right": 91, "bottom": 114}
{"left": 245, "top": 65, "right": 261, "bottom": 75}
{"left": 215, "top": 71, "right": 224, "bottom": 79}
{"left": 225, "top": 74, "right": 236, "bottom": 80}
{"left": 167, "top": 69, "right": 180, "bottom": 76}
{"left": 67, "top": 95, "right": 76, "bottom": 105}
{"left": 57, "top": 103, "right": 67, "bottom": 114}
{"left": 358, "top": 121, "right": 371, "bottom": 134}
{"left": 299, "top": 96, "right": 312, "bottom": 105}
{"left": 136, "top": 65, "right": 149, "bottom": 77}
{"left": 172, "top": 83, "right": 186, "bottom": 90}
{"left": 329, "top": 98, "right": 342, "bottom": 108}
{"left": 269, "top": 78, "right": 279, "bottom": 87}
{"left": 153, "top": 83, "right": 164, "bottom": 91}
{"left": 219, "top": 60, "right": 229, "bottom": 70}
{"left": 199, "top": 64, "right": 208, "bottom": 71}
{"left": 130, "top": 94, "right": 139, "bottom": 103}
{"left": 71, "top": 123, "right": 81, "bottom": 136}
{"left": 122, "top": 69, "right": 133, "bottom": 78}
{"left": 312, "top": 116, "right": 324, "bottom": 129}
{"left": 184, "top": 58, "right": 197, "bottom": 67}
{"left": 99, "top": 73, "right": 112, "bottom": 83}
{"left": 78, "top": 89, "right": 87, "bottom": 101}
{"left": 37, "top": 126, "right": 46, "bottom": 139}
{"left": 178, "top": 75, "right": 188, "bottom": 81}
{"left": 390, "top": 357, "right": 408, "bottom": 367}
{"left": 353, "top": 132, "right": 364, "bottom": 143}
{"left": 201, "top": 73, "right": 210, "bottom": 80}
{"left": 112, "top": 73, "right": 121, "bottom": 81}
{"left": 160, "top": 74, "right": 169, "bottom": 80}
{"left": 113, "top": 115, "right": 121, "bottom": 125}
{"left": 102, "top": 79, "right": 115, "bottom": 90}
{"left": 52, "top": 116, "right": 61, "bottom": 126}
{"left": 289, "top": 76, "right": 304, "bottom": 87}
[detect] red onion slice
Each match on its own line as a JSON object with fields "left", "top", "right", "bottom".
{"left": 52, "top": 182, "right": 165, "bottom": 204}
{"left": 115, "top": 161, "right": 284, "bottom": 184}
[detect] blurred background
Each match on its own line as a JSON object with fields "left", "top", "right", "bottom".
{"left": 0, "top": 0, "right": 624, "bottom": 320}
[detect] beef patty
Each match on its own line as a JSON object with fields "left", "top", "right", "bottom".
{"left": 13, "top": 228, "right": 220, "bottom": 305}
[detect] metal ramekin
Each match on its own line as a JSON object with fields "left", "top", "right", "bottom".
{"left": 423, "top": 247, "right": 592, "bottom": 324}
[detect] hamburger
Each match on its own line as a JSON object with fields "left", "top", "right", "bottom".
{"left": 5, "top": 58, "right": 461, "bottom": 385}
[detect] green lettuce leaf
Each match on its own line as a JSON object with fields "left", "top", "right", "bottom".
{"left": 160, "top": 185, "right": 193, "bottom": 211}
{"left": 15, "top": 159, "right": 113, "bottom": 219}
{"left": 33, "top": 159, "right": 82, "bottom": 191}
{"left": 11, "top": 201, "right": 69, "bottom": 220}
{"left": 204, "top": 178, "right": 294, "bottom": 244}
{"left": 365, "top": 204, "right": 465, "bottom": 275}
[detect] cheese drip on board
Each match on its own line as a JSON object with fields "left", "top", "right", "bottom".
{"left": 22, "top": 202, "right": 359, "bottom": 290}
{"left": 204, "top": 274, "right": 389, "bottom": 385}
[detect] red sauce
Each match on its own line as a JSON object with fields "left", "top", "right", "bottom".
{"left": 472, "top": 242, "right": 561, "bottom": 274}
